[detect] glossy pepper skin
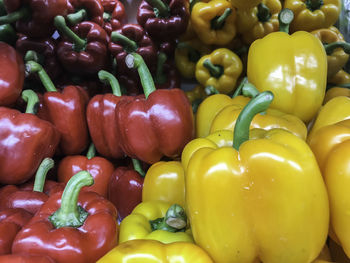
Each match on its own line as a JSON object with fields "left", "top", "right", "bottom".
{"left": 284, "top": 0, "right": 341, "bottom": 32}
{"left": 119, "top": 201, "right": 193, "bottom": 244}
{"left": 0, "top": 90, "right": 60, "bottom": 185}
{"left": 183, "top": 92, "right": 329, "bottom": 263}
{"left": 67, "top": 0, "right": 104, "bottom": 26}
{"left": 191, "top": 0, "right": 237, "bottom": 45}
{"left": 0, "top": 254, "right": 56, "bottom": 263}
{"left": 247, "top": 31, "right": 327, "bottom": 123}
{"left": 195, "top": 48, "right": 243, "bottom": 94}
{"left": 101, "top": 0, "right": 125, "bottom": 35}
{"left": 0, "top": 42, "right": 24, "bottom": 107}
{"left": 97, "top": 239, "right": 214, "bottom": 263}
{"left": 12, "top": 171, "right": 118, "bottom": 263}
{"left": 137, "top": 0, "right": 189, "bottom": 41}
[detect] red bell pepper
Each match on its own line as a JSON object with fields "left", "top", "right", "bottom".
{"left": 101, "top": 0, "right": 125, "bottom": 35}
{"left": 154, "top": 52, "right": 181, "bottom": 90}
{"left": 0, "top": 90, "right": 60, "bottom": 185}
{"left": 57, "top": 144, "right": 115, "bottom": 198}
{"left": 66, "top": 0, "right": 104, "bottom": 26}
{"left": 0, "top": 254, "right": 56, "bottom": 263}
{"left": 0, "top": 208, "right": 32, "bottom": 255}
{"left": 12, "top": 171, "right": 118, "bottom": 263}
{"left": 116, "top": 53, "right": 194, "bottom": 164}
{"left": 0, "top": 42, "right": 24, "bottom": 107}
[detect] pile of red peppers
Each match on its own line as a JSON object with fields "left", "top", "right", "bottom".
{"left": 0, "top": 0, "right": 193, "bottom": 262}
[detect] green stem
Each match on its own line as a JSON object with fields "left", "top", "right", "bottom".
{"left": 24, "top": 50, "right": 39, "bottom": 63}
{"left": 111, "top": 32, "right": 138, "bottom": 53}
{"left": 132, "top": 159, "right": 145, "bottom": 177}
{"left": 21, "top": 89, "right": 39, "bottom": 114}
{"left": 149, "top": 204, "right": 187, "bottom": 232}
{"left": 0, "top": 24, "right": 17, "bottom": 45}
{"left": 177, "top": 42, "right": 201, "bottom": 63}
{"left": 306, "top": 0, "right": 323, "bottom": 11}
{"left": 232, "top": 77, "right": 248, "bottom": 98}
{"left": 278, "top": 8, "right": 294, "bottom": 33}
{"left": 86, "top": 143, "right": 96, "bottom": 160}
{"left": 66, "top": 9, "right": 87, "bottom": 26}
{"left": 233, "top": 91, "right": 274, "bottom": 150}
{"left": 25, "top": 61, "right": 57, "bottom": 92}
{"left": 33, "top": 158, "right": 54, "bottom": 192}
{"left": 257, "top": 3, "right": 271, "bottom": 22}
{"left": 205, "top": 85, "right": 220, "bottom": 95}
{"left": 98, "top": 70, "right": 122, "bottom": 96}
{"left": 211, "top": 8, "right": 232, "bottom": 30}
{"left": 203, "top": 59, "right": 224, "bottom": 79}
{"left": 54, "top": 15, "right": 86, "bottom": 52}
{"left": 49, "top": 171, "right": 94, "bottom": 228}
{"left": 103, "top": 12, "right": 111, "bottom": 22}
{"left": 0, "top": 6, "right": 31, "bottom": 25}
{"left": 146, "top": 0, "right": 170, "bottom": 18}
{"left": 324, "top": 42, "right": 350, "bottom": 55}
{"left": 125, "top": 53, "right": 156, "bottom": 99}
{"left": 242, "top": 83, "right": 260, "bottom": 98}
{"left": 155, "top": 52, "right": 167, "bottom": 85}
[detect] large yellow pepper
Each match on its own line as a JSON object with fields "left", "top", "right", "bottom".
{"left": 236, "top": 0, "right": 282, "bottom": 44}
{"left": 247, "top": 9, "right": 327, "bottom": 123}
{"left": 97, "top": 240, "right": 214, "bottom": 263}
{"left": 142, "top": 161, "right": 185, "bottom": 208}
{"left": 283, "top": 0, "right": 341, "bottom": 32}
{"left": 191, "top": 0, "right": 237, "bottom": 45}
{"left": 195, "top": 48, "right": 243, "bottom": 94}
{"left": 119, "top": 201, "right": 193, "bottom": 244}
{"left": 230, "top": 0, "right": 262, "bottom": 9}
{"left": 183, "top": 92, "right": 329, "bottom": 263}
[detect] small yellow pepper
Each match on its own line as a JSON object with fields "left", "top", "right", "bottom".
{"left": 191, "top": 0, "right": 237, "bottom": 45}
{"left": 97, "top": 239, "right": 214, "bottom": 263}
{"left": 284, "top": 0, "right": 341, "bottom": 32}
{"left": 324, "top": 70, "right": 350, "bottom": 103}
{"left": 195, "top": 48, "right": 243, "bottom": 94}
{"left": 119, "top": 201, "right": 193, "bottom": 244}
{"left": 328, "top": 69, "right": 350, "bottom": 85}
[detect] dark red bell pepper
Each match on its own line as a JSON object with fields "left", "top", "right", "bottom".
{"left": 0, "top": 0, "right": 68, "bottom": 38}
{"left": 108, "top": 158, "right": 145, "bottom": 222}
{"left": 0, "top": 254, "right": 56, "bottom": 263}
{"left": 54, "top": 15, "right": 109, "bottom": 75}
{"left": 0, "top": 90, "right": 60, "bottom": 185}
{"left": 101, "top": 0, "right": 125, "bottom": 35}
{"left": 137, "top": 0, "right": 189, "bottom": 41}
{"left": 116, "top": 53, "right": 194, "bottom": 164}
{"left": 12, "top": 171, "right": 118, "bottom": 263}
{"left": 154, "top": 52, "right": 181, "bottom": 90}
{"left": 0, "top": 208, "right": 32, "bottom": 255}
{"left": 66, "top": 0, "right": 104, "bottom": 26}
{"left": 57, "top": 144, "right": 115, "bottom": 198}
{"left": 26, "top": 60, "right": 89, "bottom": 156}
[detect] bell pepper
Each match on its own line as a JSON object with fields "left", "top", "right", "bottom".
{"left": 0, "top": 42, "right": 24, "bottom": 107}
{"left": 0, "top": 90, "right": 60, "bottom": 185}
{"left": 328, "top": 69, "right": 350, "bottom": 85}
{"left": 191, "top": 0, "right": 237, "bottom": 45}
{"left": 136, "top": 0, "right": 189, "bottom": 41}
{"left": 142, "top": 161, "right": 185, "bottom": 208}
{"left": 57, "top": 144, "right": 115, "bottom": 198}
{"left": 236, "top": 0, "right": 282, "bottom": 44}
{"left": 97, "top": 239, "right": 214, "bottom": 263}
{"left": 325, "top": 70, "right": 350, "bottom": 103}
{"left": 324, "top": 87, "right": 350, "bottom": 103}
{"left": 311, "top": 27, "right": 350, "bottom": 78}
{"left": 66, "top": 0, "right": 104, "bottom": 26}
{"left": 230, "top": 0, "right": 262, "bottom": 10}
{"left": 26, "top": 60, "right": 89, "bottom": 156}
{"left": 116, "top": 53, "right": 194, "bottom": 164}
{"left": 108, "top": 159, "right": 145, "bottom": 221}
{"left": 247, "top": 9, "right": 327, "bottom": 123}
{"left": 154, "top": 52, "right": 181, "bottom": 90}
{"left": 0, "top": 254, "right": 56, "bottom": 263}
{"left": 54, "top": 16, "right": 109, "bottom": 75}
{"left": 0, "top": 208, "right": 32, "bottom": 255}
{"left": 185, "top": 84, "right": 208, "bottom": 104}
{"left": 119, "top": 201, "right": 193, "bottom": 244}
{"left": 101, "top": 0, "right": 125, "bottom": 35}
{"left": 195, "top": 48, "right": 243, "bottom": 94}
{"left": 0, "top": 0, "right": 68, "bottom": 38}
{"left": 283, "top": 0, "right": 341, "bottom": 32}
{"left": 183, "top": 91, "right": 329, "bottom": 263}
{"left": 175, "top": 39, "right": 211, "bottom": 79}
{"left": 12, "top": 171, "right": 118, "bottom": 263}
{"left": 156, "top": 39, "right": 177, "bottom": 60}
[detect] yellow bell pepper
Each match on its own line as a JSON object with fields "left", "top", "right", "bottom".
{"left": 183, "top": 92, "right": 329, "bottom": 263}
{"left": 195, "top": 48, "right": 243, "bottom": 94}
{"left": 237, "top": 0, "right": 282, "bottom": 44}
{"left": 230, "top": 0, "right": 262, "bottom": 10}
{"left": 97, "top": 239, "right": 214, "bottom": 263}
{"left": 142, "top": 161, "right": 185, "bottom": 208}
{"left": 119, "top": 200, "right": 193, "bottom": 244}
{"left": 283, "top": 0, "right": 341, "bottom": 32}
{"left": 324, "top": 87, "right": 350, "bottom": 103}
{"left": 325, "top": 70, "right": 350, "bottom": 103}
{"left": 247, "top": 9, "right": 328, "bottom": 123}
{"left": 191, "top": 0, "right": 237, "bottom": 45}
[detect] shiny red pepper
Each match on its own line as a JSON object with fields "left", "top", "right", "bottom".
{"left": 57, "top": 144, "right": 115, "bottom": 198}
{"left": 0, "top": 90, "right": 60, "bottom": 185}
{"left": 12, "top": 171, "right": 118, "bottom": 263}
{"left": 0, "top": 42, "right": 24, "bottom": 107}
{"left": 101, "top": 0, "right": 125, "bottom": 35}
{"left": 67, "top": 0, "right": 104, "bottom": 26}
{"left": 0, "top": 254, "right": 56, "bottom": 263}
{"left": 154, "top": 52, "right": 181, "bottom": 90}
{"left": 116, "top": 53, "right": 194, "bottom": 164}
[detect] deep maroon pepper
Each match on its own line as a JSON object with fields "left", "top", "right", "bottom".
{"left": 67, "top": 0, "right": 104, "bottom": 26}
{"left": 101, "top": 0, "right": 126, "bottom": 35}
{"left": 156, "top": 39, "right": 176, "bottom": 59}
{"left": 0, "top": 90, "right": 60, "bottom": 185}
{"left": 0, "top": 42, "right": 24, "bottom": 107}
{"left": 55, "top": 16, "right": 109, "bottom": 75}
{"left": 154, "top": 52, "right": 181, "bottom": 90}
{"left": 1, "top": 0, "right": 68, "bottom": 38}
{"left": 137, "top": 0, "right": 189, "bottom": 41}
{"left": 0, "top": 254, "right": 56, "bottom": 263}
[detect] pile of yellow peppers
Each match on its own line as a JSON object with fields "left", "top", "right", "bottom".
{"left": 97, "top": 0, "right": 350, "bottom": 262}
